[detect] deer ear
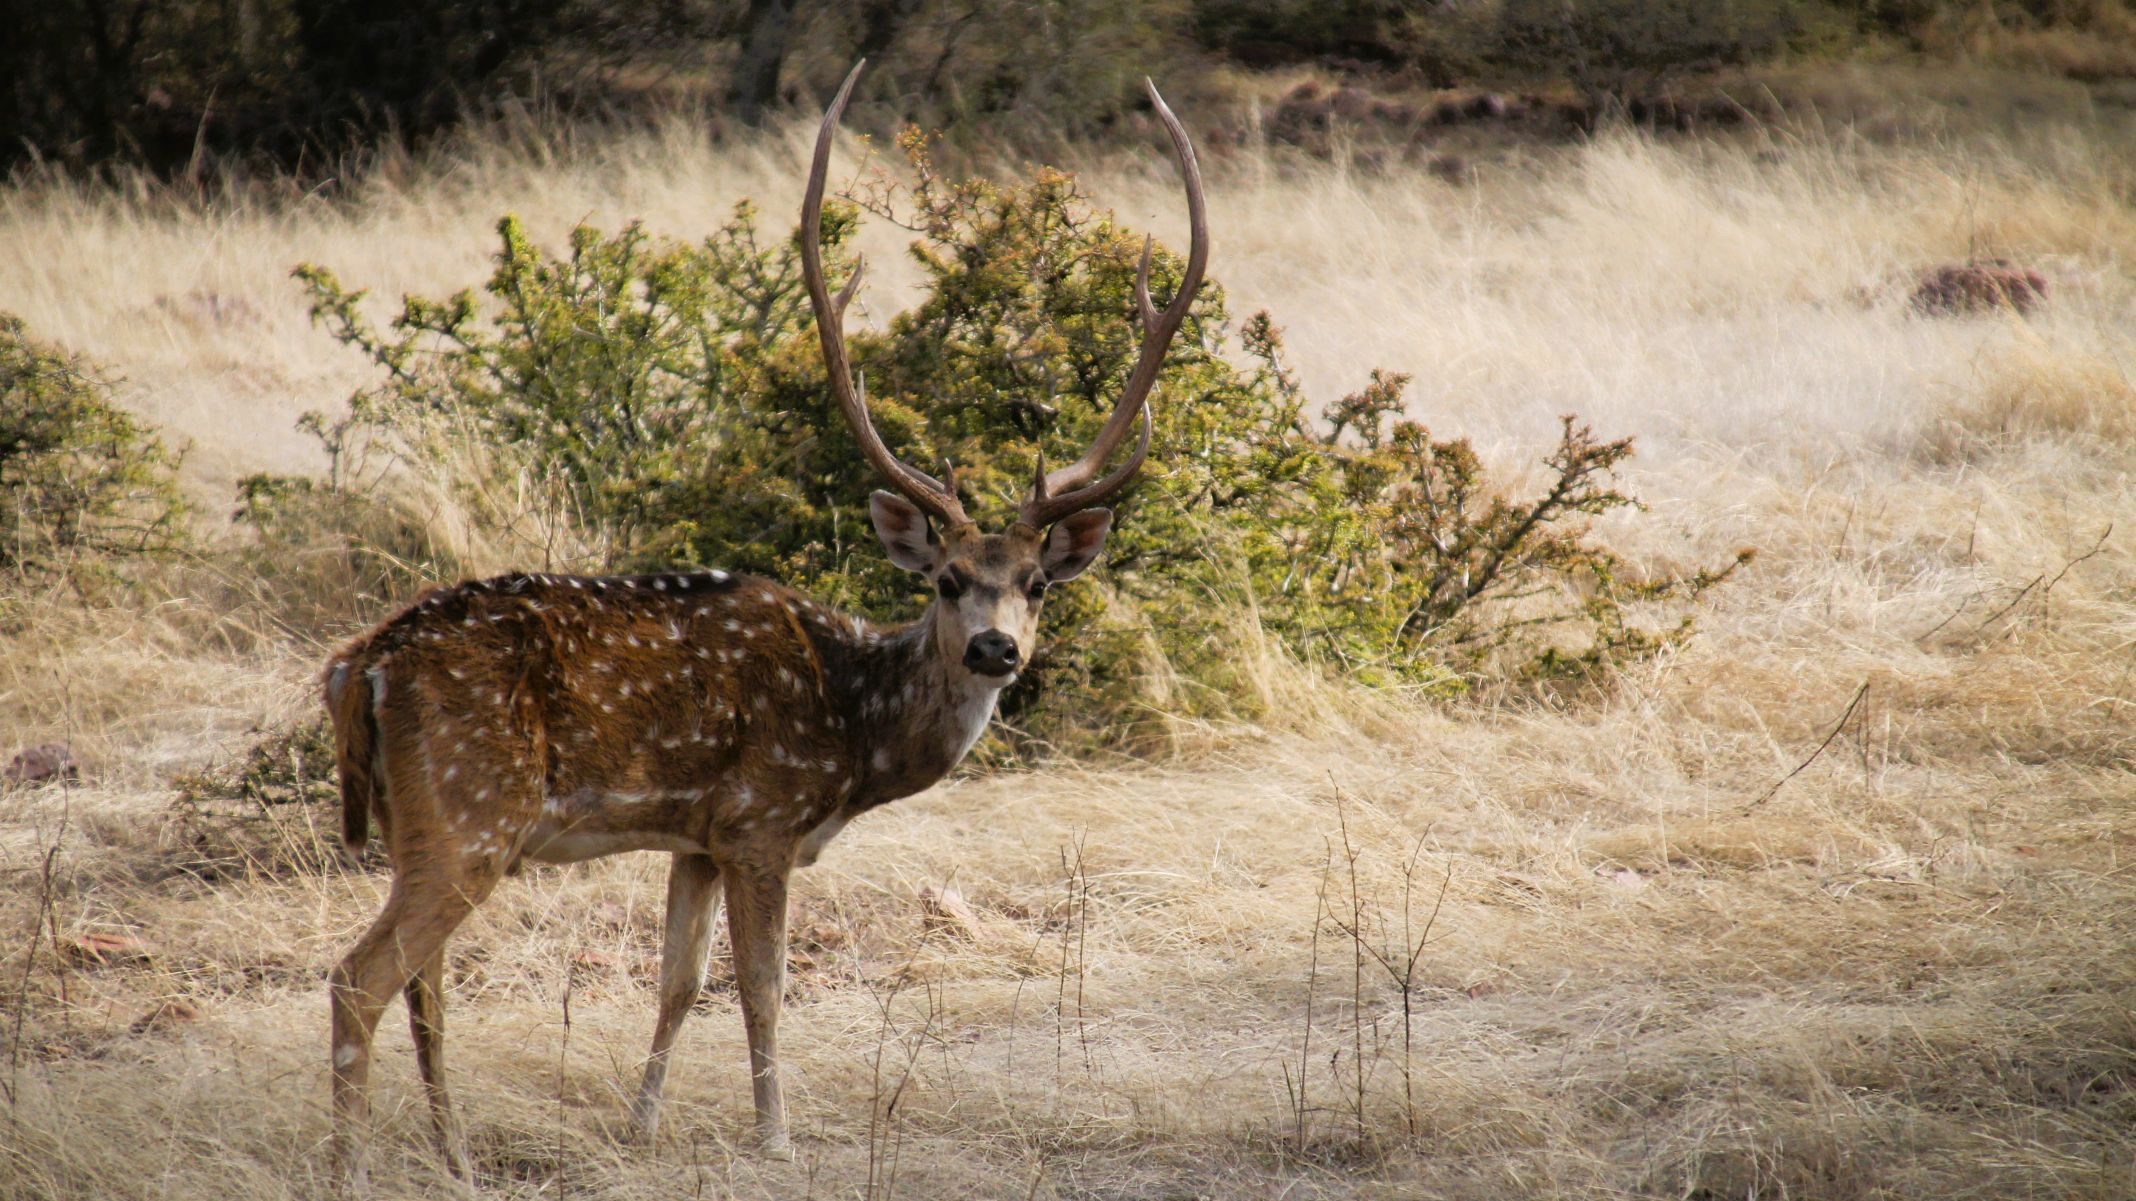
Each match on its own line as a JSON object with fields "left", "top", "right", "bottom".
{"left": 870, "top": 491, "right": 938, "bottom": 573}
{"left": 1040, "top": 509, "right": 1112, "bottom": 582}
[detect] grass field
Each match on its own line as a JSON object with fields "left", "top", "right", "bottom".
{"left": 2, "top": 97, "right": 2133, "bottom": 1199}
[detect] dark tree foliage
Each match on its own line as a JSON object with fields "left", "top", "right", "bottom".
{"left": 285, "top": 0, "right": 570, "bottom": 146}
{"left": 0, "top": 0, "right": 567, "bottom": 177}
{"left": 1191, "top": 0, "right": 1417, "bottom": 67}
{"left": 3, "top": 1, "right": 2123, "bottom": 177}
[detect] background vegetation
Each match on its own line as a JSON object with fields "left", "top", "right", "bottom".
{"left": 0, "top": 317, "right": 187, "bottom": 585}
{"left": 7, "top": 1, "right": 2135, "bottom": 178}
{"left": 1, "top": 11, "right": 2131, "bottom": 1200}
{"left": 261, "top": 132, "right": 1737, "bottom": 747}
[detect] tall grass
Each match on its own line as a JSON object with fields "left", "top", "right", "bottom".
{"left": 1, "top": 104, "right": 2132, "bottom": 1198}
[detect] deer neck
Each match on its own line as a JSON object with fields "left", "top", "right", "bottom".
{"left": 832, "top": 602, "right": 1004, "bottom": 808}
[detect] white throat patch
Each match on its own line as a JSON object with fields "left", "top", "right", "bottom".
{"left": 943, "top": 678, "right": 1002, "bottom": 764}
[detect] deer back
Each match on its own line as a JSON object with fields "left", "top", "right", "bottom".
{"left": 326, "top": 570, "right": 900, "bottom": 872}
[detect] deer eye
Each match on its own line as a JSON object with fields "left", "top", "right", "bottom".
{"left": 936, "top": 575, "right": 963, "bottom": 601}
{"left": 1026, "top": 577, "right": 1049, "bottom": 601}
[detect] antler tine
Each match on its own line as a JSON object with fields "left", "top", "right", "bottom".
{"left": 801, "top": 60, "right": 968, "bottom": 527}
{"left": 1020, "top": 406, "right": 1151, "bottom": 529}
{"left": 1021, "top": 77, "right": 1206, "bottom": 527}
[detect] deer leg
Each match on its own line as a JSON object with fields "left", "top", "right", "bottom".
{"left": 723, "top": 862, "right": 793, "bottom": 1157}
{"left": 630, "top": 852, "right": 723, "bottom": 1142}
{"left": 406, "top": 945, "right": 474, "bottom": 1184}
{"left": 331, "top": 871, "right": 490, "bottom": 1194}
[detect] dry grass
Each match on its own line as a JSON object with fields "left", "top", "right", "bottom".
{"left": 3, "top": 102, "right": 2134, "bottom": 1199}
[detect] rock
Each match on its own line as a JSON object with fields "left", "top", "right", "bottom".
{"left": 5, "top": 742, "right": 77, "bottom": 786}
{"left": 1372, "top": 100, "right": 1420, "bottom": 127}
{"left": 1911, "top": 262, "right": 2048, "bottom": 316}
{"left": 1329, "top": 86, "right": 1376, "bottom": 121}
{"left": 1466, "top": 92, "right": 1510, "bottom": 121}
{"left": 151, "top": 289, "right": 260, "bottom": 329}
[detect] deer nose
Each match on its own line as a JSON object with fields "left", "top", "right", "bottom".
{"left": 963, "top": 630, "right": 1020, "bottom": 677}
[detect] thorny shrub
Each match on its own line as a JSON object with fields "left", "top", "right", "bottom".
{"left": 283, "top": 134, "right": 1745, "bottom": 750}
{"left": 0, "top": 313, "right": 188, "bottom": 586}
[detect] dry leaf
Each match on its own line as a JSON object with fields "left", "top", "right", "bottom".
{"left": 918, "top": 885, "right": 984, "bottom": 942}
{"left": 130, "top": 999, "right": 202, "bottom": 1034}
{"left": 64, "top": 932, "right": 153, "bottom": 967}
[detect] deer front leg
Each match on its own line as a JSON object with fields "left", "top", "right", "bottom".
{"left": 631, "top": 853, "right": 723, "bottom": 1141}
{"left": 723, "top": 861, "right": 793, "bottom": 1157}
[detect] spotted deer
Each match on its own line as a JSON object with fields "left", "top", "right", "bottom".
{"left": 321, "top": 61, "right": 1206, "bottom": 1190}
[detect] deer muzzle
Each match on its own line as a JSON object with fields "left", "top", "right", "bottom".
{"left": 962, "top": 630, "right": 1020, "bottom": 678}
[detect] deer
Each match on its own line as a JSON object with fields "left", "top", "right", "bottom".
{"left": 319, "top": 60, "right": 1207, "bottom": 1191}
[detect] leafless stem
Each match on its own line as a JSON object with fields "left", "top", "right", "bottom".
{"left": 1742, "top": 680, "right": 1870, "bottom": 814}
{"left": 558, "top": 947, "right": 574, "bottom": 1198}
{"left": 7, "top": 728, "right": 74, "bottom": 1110}
{"left": 1291, "top": 841, "right": 1331, "bottom": 1154}
{"left": 1336, "top": 794, "right": 1367, "bottom": 1146}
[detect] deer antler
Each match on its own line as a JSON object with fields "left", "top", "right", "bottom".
{"left": 802, "top": 60, "right": 970, "bottom": 527}
{"left": 1018, "top": 78, "right": 1207, "bottom": 530}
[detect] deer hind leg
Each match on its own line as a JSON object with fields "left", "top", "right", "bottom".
{"left": 406, "top": 945, "right": 474, "bottom": 1184}
{"left": 630, "top": 852, "right": 723, "bottom": 1142}
{"left": 723, "top": 862, "right": 793, "bottom": 1157}
{"left": 331, "top": 867, "right": 497, "bottom": 1193}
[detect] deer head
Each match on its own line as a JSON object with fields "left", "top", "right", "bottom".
{"left": 801, "top": 59, "right": 1208, "bottom": 691}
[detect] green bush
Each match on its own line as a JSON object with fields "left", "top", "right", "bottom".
{"left": 291, "top": 137, "right": 1742, "bottom": 749}
{"left": 0, "top": 314, "right": 188, "bottom": 580}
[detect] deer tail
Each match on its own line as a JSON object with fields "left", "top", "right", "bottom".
{"left": 323, "top": 658, "right": 380, "bottom": 854}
